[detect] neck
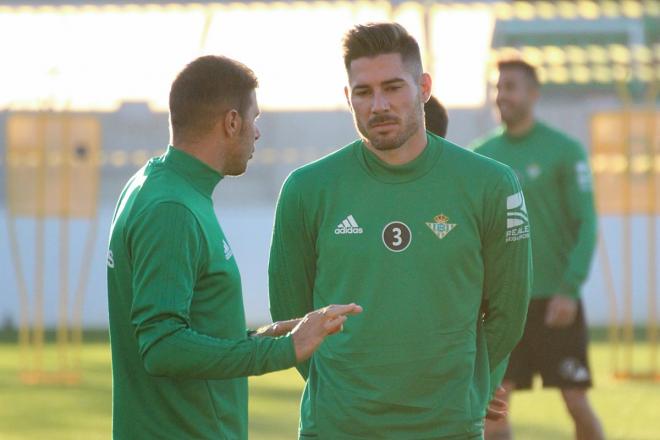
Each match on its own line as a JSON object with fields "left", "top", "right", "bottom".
{"left": 172, "top": 136, "right": 225, "bottom": 174}
{"left": 364, "top": 128, "right": 428, "bottom": 166}
{"left": 505, "top": 114, "right": 535, "bottom": 138}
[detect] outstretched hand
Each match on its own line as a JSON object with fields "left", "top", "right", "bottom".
{"left": 291, "top": 303, "right": 363, "bottom": 362}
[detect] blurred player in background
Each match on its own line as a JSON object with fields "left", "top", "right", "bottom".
{"left": 474, "top": 59, "right": 603, "bottom": 440}
{"left": 106, "top": 55, "right": 361, "bottom": 439}
{"left": 424, "top": 94, "right": 448, "bottom": 137}
{"left": 269, "top": 23, "right": 530, "bottom": 439}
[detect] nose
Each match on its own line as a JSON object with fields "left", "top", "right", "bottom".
{"left": 371, "top": 90, "right": 390, "bottom": 113}
{"left": 255, "top": 125, "right": 261, "bottom": 141}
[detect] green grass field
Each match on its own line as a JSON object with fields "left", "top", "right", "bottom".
{"left": 0, "top": 341, "right": 658, "bottom": 439}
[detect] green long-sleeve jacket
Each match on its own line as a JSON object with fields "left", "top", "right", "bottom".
{"left": 474, "top": 121, "right": 597, "bottom": 299}
{"left": 107, "top": 146, "right": 296, "bottom": 439}
{"left": 269, "top": 134, "right": 531, "bottom": 439}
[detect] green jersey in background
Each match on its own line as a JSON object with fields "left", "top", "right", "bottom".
{"left": 107, "top": 146, "right": 296, "bottom": 439}
{"left": 473, "top": 121, "right": 597, "bottom": 299}
{"left": 269, "top": 133, "right": 531, "bottom": 439}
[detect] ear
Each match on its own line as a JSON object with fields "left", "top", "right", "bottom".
{"left": 420, "top": 73, "right": 432, "bottom": 103}
{"left": 223, "top": 109, "right": 242, "bottom": 139}
{"left": 344, "top": 86, "right": 352, "bottom": 111}
{"left": 530, "top": 85, "right": 540, "bottom": 105}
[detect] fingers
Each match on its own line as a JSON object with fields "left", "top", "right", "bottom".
{"left": 489, "top": 397, "right": 507, "bottom": 410}
{"left": 485, "top": 397, "right": 508, "bottom": 421}
{"left": 486, "top": 406, "right": 507, "bottom": 421}
{"left": 544, "top": 305, "right": 558, "bottom": 326}
{"left": 546, "top": 296, "right": 577, "bottom": 327}
{"left": 545, "top": 306, "right": 574, "bottom": 327}
{"left": 321, "top": 303, "right": 363, "bottom": 319}
{"left": 325, "top": 315, "right": 347, "bottom": 335}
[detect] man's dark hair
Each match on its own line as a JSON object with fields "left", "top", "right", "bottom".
{"left": 497, "top": 59, "right": 540, "bottom": 87}
{"left": 424, "top": 95, "right": 448, "bottom": 137}
{"left": 342, "top": 22, "right": 423, "bottom": 76}
{"left": 169, "top": 55, "right": 258, "bottom": 142}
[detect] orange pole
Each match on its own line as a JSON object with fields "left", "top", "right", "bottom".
{"left": 598, "top": 228, "right": 621, "bottom": 376}
{"left": 33, "top": 112, "right": 48, "bottom": 381}
{"left": 57, "top": 113, "right": 71, "bottom": 378}
{"left": 644, "top": 83, "right": 658, "bottom": 377}
{"left": 72, "top": 121, "right": 102, "bottom": 378}
{"left": 6, "top": 143, "right": 32, "bottom": 380}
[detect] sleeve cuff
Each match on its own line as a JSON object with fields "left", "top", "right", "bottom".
{"left": 559, "top": 280, "right": 580, "bottom": 299}
{"left": 281, "top": 333, "right": 298, "bottom": 368}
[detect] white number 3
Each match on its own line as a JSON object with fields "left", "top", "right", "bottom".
{"left": 392, "top": 227, "right": 402, "bottom": 246}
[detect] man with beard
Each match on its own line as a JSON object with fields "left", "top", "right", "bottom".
{"left": 107, "top": 55, "right": 362, "bottom": 439}
{"left": 474, "top": 60, "right": 603, "bottom": 440}
{"left": 268, "top": 23, "right": 531, "bottom": 439}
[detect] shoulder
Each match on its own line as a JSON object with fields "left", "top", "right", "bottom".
{"left": 536, "top": 122, "right": 585, "bottom": 159}
{"left": 470, "top": 128, "right": 505, "bottom": 153}
{"left": 443, "top": 139, "right": 516, "bottom": 185}
{"left": 283, "top": 140, "right": 359, "bottom": 189}
{"left": 128, "top": 162, "right": 202, "bottom": 223}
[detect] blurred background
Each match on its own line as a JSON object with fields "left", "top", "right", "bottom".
{"left": 0, "top": 1, "right": 658, "bottom": 439}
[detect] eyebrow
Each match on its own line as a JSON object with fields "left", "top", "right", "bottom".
{"left": 352, "top": 77, "right": 407, "bottom": 90}
{"left": 382, "top": 78, "right": 406, "bottom": 86}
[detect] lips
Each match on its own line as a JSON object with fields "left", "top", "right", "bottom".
{"left": 369, "top": 119, "right": 399, "bottom": 129}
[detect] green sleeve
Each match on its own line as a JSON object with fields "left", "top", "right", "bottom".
{"left": 269, "top": 175, "right": 317, "bottom": 379}
{"left": 488, "top": 357, "right": 509, "bottom": 400}
{"left": 482, "top": 169, "right": 532, "bottom": 376}
{"left": 129, "top": 202, "right": 296, "bottom": 379}
{"left": 559, "top": 145, "right": 597, "bottom": 298}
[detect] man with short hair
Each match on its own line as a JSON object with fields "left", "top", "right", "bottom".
{"left": 107, "top": 55, "right": 361, "bottom": 439}
{"left": 474, "top": 59, "right": 603, "bottom": 440}
{"left": 269, "top": 23, "right": 531, "bottom": 439}
{"left": 424, "top": 94, "right": 449, "bottom": 137}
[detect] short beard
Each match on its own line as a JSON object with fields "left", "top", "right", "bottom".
{"left": 499, "top": 104, "right": 529, "bottom": 127}
{"left": 356, "top": 97, "right": 423, "bottom": 151}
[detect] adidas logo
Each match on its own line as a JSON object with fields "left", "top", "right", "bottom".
{"left": 334, "top": 215, "right": 363, "bottom": 235}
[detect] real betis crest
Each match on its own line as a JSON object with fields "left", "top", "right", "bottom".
{"left": 426, "top": 214, "right": 456, "bottom": 239}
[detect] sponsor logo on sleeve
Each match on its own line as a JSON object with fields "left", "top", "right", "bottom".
{"left": 506, "top": 191, "right": 530, "bottom": 243}
{"left": 223, "top": 239, "right": 234, "bottom": 260}
{"left": 575, "top": 161, "right": 592, "bottom": 192}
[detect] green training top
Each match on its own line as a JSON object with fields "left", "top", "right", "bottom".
{"left": 473, "top": 121, "right": 597, "bottom": 299}
{"left": 107, "top": 146, "right": 296, "bottom": 439}
{"left": 269, "top": 133, "right": 531, "bottom": 439}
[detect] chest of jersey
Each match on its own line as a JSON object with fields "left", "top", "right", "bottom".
{"left": 314, "top": 169, "right": 484, "bottom": 350}
{"left": 487, "top": 144, "right": 562, "bottom": 196}
{"left": 312, "top": 173, "right": 486, "bottom": 334}
{"left": 317, "top": 177, "right": 481, "bottom": 263}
